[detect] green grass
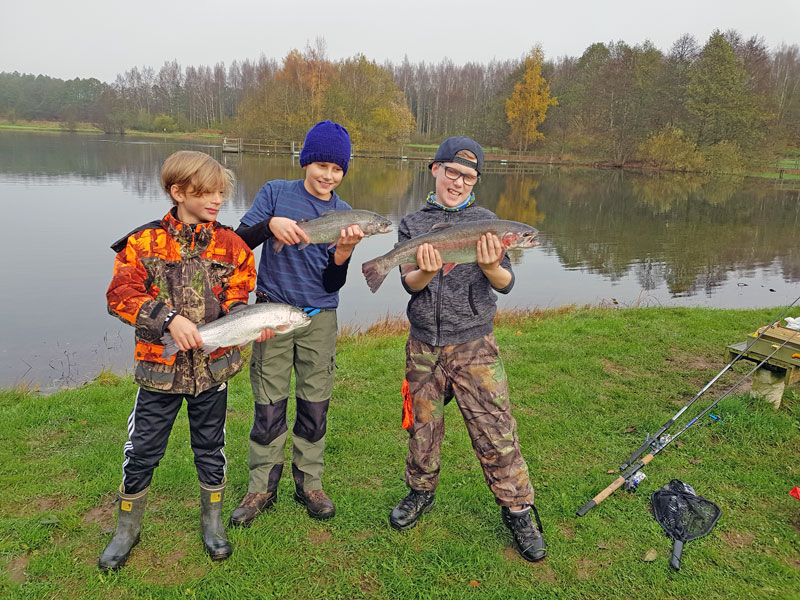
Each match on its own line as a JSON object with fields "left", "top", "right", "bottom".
{"left": 0, "top": 123, "right": 102, "bottom": 134}
{"left": 1, "top": 307, "right": 799, "bottom": 599}
{"left": 747, "top": 170, "right": 800, "bottom": 180}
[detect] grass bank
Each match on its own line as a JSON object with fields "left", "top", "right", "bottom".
{"left": 1, "top": 307, "right": 799, "bottom": 599}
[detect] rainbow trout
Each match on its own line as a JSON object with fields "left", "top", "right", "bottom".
{"left": 273, "top": 209, "right": 393, "bottom": 252}
{"left": 361, "top": 219, "right": 539, "bottom": 293}
{"left": 161, "top": 303, "right": 311, "bottom": 357}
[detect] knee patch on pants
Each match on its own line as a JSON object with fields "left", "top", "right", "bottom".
{"left": 250, "top": 398, "right": 289, "bottom": 446}
{"left": 293, "top": 397, "right": 329, "bottom": 443}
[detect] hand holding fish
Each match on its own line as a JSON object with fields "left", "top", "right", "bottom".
{"left": 255, "top": 328, "right": 276, "bottom": 342}
{"left": 402, "top": 244, "right": 443, "bottom": 291}
{"left": 476, "top": 233, "right": 511, "bottom": 289}
{"left": 333, "top": 225, "right": 365, "bottom": 264}
{"left": 167, "top": 315, "right": 204, "bottom": 352}
{"left": 269, "top": 216, "right": 311, "bottom": 248}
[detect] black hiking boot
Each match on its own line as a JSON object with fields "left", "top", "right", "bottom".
{"left": 389, "top": 489, "right": 435, "bottom": 530}
{"left": 98, "top": 487, "right": 148, "bottom": 571}
{"left": 199, "top": 482, "right": 232, "bottom": 560}
{"left": 502, "top": 506, "right": 547, "bottom": 562}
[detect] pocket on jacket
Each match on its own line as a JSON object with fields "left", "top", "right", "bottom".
{"left": 467, "top": 284, "right": 478, "bottom": 316}
{"left": 208, "top": 346, "right": 243, "bottom": 382}
{"left": 134, "top": 341, "right": 177, "bottom": 391}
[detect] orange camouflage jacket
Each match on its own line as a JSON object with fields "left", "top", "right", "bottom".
{"left": 107, "top": 209, "right": 256, "bottom": 395}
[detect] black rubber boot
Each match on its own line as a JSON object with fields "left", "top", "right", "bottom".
{"left": 389, "top": 489, "right": 435, "bottom": 530}
{"left": 200, "top": 481, "right": 232, "bottom": 561}
{"left": 502, "top": 506, "right": 547, "bottom": 562}
{"left": 98, "top": 487, "right": 148, "bottom": 571}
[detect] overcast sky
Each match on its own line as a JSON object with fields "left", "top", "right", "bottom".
{"left": 3, "top": 0, "right": 799, "bottom": 82}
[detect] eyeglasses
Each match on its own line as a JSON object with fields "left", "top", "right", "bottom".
{"left": 440, "top": 164, "right": 479, "bottom": 186}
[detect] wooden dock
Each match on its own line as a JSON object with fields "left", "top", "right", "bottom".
{"left": 222, "top": 138, "right": 242, "bottom": 153}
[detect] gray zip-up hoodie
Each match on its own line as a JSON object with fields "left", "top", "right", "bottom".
{"left": 398, "top": 203, "right": 515, "bottom": 346}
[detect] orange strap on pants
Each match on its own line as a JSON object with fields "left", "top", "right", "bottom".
{"left": 401, "top": 378, "right": 413, "bottom": 429}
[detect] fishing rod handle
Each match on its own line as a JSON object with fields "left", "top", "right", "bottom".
{"left": 670, "top": 539, "right": 684, "bottom": 571}
{"left": 577, "top": 453, "right": 654, "bottom": 517}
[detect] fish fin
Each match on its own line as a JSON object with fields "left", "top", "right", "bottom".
{"left": 202, "top": 344, "right": 219, "bottom": 355}
{"left": 275, "top": 324, "right": 290, "bottom": 332}
{"left": 297, "top": 241, "right": 310, "bottom": 251}
{"left": 322, "top": 210, "right": 337, "bottom": 216}
{"left": 442, "top": 263, "right": 457, "bottom": 276}
{"left": 327, "top": 241, "right": 337, "bottom": 249}
{"left": 272, "top": 240, "right": 285, "bottom": 253}
{"left": 430, "top": 223, "right": 454, "bottom": 231}
{"left": 160, "top": 333, "right": 179, "bottom": 357}
{"left": 361, "top": 259, "right": 389, "bottom": 293}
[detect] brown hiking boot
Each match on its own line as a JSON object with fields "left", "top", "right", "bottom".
{"left": 228, "top": 491, "right": 277, "bottom": 528}
{"left": 294, "top": 488, "right": 335, "bottom": 519}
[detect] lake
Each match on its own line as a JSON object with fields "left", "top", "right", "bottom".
{"left": 2, "top": 130, "right": 799, "bottom": 391}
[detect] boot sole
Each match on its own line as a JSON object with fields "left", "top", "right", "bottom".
{"left": 293, "top": 491, "right": 335, "bottom": 520}
{"left": 229, "top": 515, "right": 258, "bottom": 528}
{"left": 515, "top": 542, "right": 547, "bottom": 562}
{"left": 97, "top": 535, "right": 140, "bottom": 571}
{"left": 389, "top": 500, "right": 434, "bottom": 531}
{"left": 207, "top": 548, "right": 233, "bottom": 561}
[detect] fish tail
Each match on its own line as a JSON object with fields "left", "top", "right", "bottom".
{"left": 160, "top": 333, "right": 179, "bottom": 357}
{"left": 361, "top": 258, "right": 389, "bottom": 293}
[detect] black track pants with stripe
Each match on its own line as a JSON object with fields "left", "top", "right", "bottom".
{"left": 120, "top": 384, "right": 228, "bottom": 494}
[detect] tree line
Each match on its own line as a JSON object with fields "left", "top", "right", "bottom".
{"left": 1, "top": 31, "right": 798, "bottom": 170}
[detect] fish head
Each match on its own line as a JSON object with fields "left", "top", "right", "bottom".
{"left": 501, "top": 226, "right": 539, "bottom": 249}
{"left": 363, "top": 214, "right": 393, "bottom": 236}
{"left": 274, "top": 307, "right": 313, "bottom": 332}
{"left": 290, "top": 309, "right": 313, "bottom": 329}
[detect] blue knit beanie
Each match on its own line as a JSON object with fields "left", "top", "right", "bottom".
{"left": 299, "top": 120, "right": 351, "bottom": 175}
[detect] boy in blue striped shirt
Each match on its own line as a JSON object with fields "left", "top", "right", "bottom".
{"left": 230, "top": 121, "right": 363, "bottom": 524}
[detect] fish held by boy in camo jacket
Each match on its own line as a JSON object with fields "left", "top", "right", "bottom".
{"left": 161, "top": 303, "right": 311, "bottom": 357}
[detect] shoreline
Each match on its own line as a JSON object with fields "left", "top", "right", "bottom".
{"left": 4, "top": 304, "right": 789, "bottom": 396}
{"left": 3, "top": 121, "right": 798, "bottom": 180}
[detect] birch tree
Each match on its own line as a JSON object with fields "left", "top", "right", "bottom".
{"left": 505, "top": 45, "right": 557, "bottom": 151}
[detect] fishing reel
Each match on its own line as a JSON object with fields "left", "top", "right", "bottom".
{"left": 623, "top": 471, "right": 647, "bottom": 492}
{"left": 650, "top": 435, "right": 672, "bottom": 452}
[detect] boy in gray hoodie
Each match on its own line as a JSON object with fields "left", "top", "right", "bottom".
{"left": 388, "top": 136, "right": 546, "bottom": 562}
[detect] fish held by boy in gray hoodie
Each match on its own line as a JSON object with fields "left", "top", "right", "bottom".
{"left": 361, "top": 219, "right": 539, "bottom": 293}
{"left": 272, "top": 209, "right": 393, "bottom": 253}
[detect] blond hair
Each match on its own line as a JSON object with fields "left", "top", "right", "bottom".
{"left": 160, "top": 151, "right": 235, "bottom": 205}
{"left": 455, "top": 149, "right": 478, "bottom": 162}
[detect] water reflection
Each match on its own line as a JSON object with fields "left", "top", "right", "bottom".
{"left": 1, "top": 131, "right": 799, "bottom": 390}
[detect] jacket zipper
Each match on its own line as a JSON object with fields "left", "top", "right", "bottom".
{"left": 433, "top": 212, "right": 453, "bottom": 345}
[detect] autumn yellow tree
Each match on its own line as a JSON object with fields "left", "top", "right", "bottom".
{"left": 505, "top": 45, "right": 557, "bottom": 151}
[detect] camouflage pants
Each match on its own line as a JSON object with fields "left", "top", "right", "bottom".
{"left": 404, "top": 334, "right": 535, "bottom": 507}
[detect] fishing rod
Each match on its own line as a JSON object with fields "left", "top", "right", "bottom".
{"left": 618, "top": 294, "right": 800, "bottom": 473}
{"left": 576, "top": 324, "right": 800, "bottom": 517}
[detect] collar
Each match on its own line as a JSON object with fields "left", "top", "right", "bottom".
{"left": 425, "top": 191, "right": 475, "bottom": 212}
{"left": 162, "top": 208, "right": 216, "bottom": 257}
{"left": 162, "top": 208, "right": 216, "bottom": 235}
